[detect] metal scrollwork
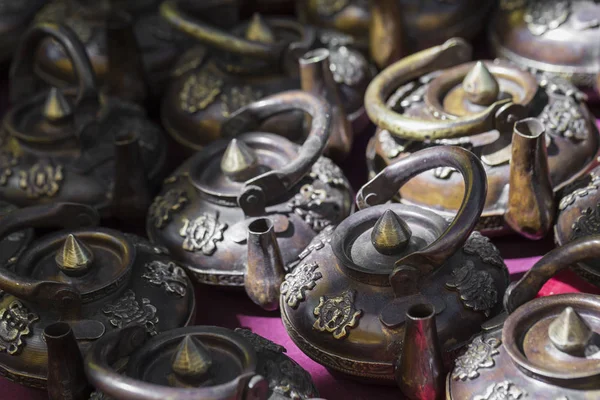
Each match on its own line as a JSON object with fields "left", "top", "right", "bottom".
{"left": 297, "top": 225, "right": 335, "bottom": 261}
{"left": 446, "top": 261, "right": 498, "bottom": 317}
{"left": 313, "top": 289, "right": 362, "bottom": 339}
{"left": 142, "top": 260, "right": 188, "bottom": 297}
{"left": 19, "top": 160, "right": 63, "bottom": 198}
{"left": 463, "top": 232, "right": 505, "bottom": 268}
{"left": 281, "top": 262, "right": 323, "bottom": 308}
{"left": 540, "top": 97, "right": 589, "bottom": 141}
{"left": 179, "top": 212, "right": 228, "bottom": 254}
{"left": 179, "top": 70, "right": 223, "bottom": 114}
{"left": 328, "top": 46, "right": 367, "bottom": 87}
{"left": 288, "top": 184, "right": 340, "bottom": 233}
{"left": 559, "top": 174, "right": 600, "bottom": 210}
{"left": 0, "top": 301, "right": 38, "bottom": 355}
{"left": 525, "top": 0, "right": 570, "bottom": 36}
{"left": 452, "top": 336, "right": 501, "bottom": 380}
{"left": 571, "top": 203, "right": 600, "bottom": 239}
{"left": 474, "top": 381, "right": 527, "bottom": 400}
{"left": 310, "top": 157, "right": 349, "bottom": 188}
{"left": 148, "top": 189, "right": 188, "bottom": 229}
{"left": 102, "top": 290, "right": 159, "bottom": 336}
{"left": 220, "top": 86, "right": 263, "bottom": 117}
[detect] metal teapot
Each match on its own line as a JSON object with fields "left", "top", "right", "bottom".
{"left": 81, "top": 325, "right": 317, "bottom": 400}
{"left": 147, "top": 91, "right": 353, "bottom": 310}
{"left": 0, "top": 202, "right": 196, "bottom": 389}
{"left": 491, "top": 0, "right": 600, "bottom": 90}
{"left": 280, "top": 145, "right": 509, "bottom": 383}
{"left": 160, "top": 0, "right": 371, "bottom": 159}
{"left": 0, "top": 0, "right": 45, "bottom": 64}
{"left": 1, "top": 23, "right": 167, "bottom": 221}
{"left": 448, "top": 235, "right": 600, "bottom": 400}
{"left": 365, "top": 38, "right": 600, "bottom": 238}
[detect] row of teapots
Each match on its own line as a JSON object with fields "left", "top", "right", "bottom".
{"left": 2, "top": 145, "right": 600, "bottom": 399}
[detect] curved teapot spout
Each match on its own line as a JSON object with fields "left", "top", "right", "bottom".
{"left": 245, "top": 218, "right": 286, "bottom": 311}
{"left": 369, "top": 0, "right": 406, "bottom": 69}
{"left": 505, "top": 118, "right": 555, "bottom": 239}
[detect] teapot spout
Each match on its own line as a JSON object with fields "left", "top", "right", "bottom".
{"left": 369, "top": 0, "right": 406, "bottom": 69}
{"left": 395, "top": 303, "right": 445, "bottom": 400}
{"left": 505, "top": 118, "right": 555, "bottom": 239}
{"left": 245, "top": 218, "right": 286, "bottom": 311}
{"left": 45, "top": 322, "right": 92, "bottom": 400}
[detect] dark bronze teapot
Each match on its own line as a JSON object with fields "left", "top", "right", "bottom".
{"left": 491, "top": 0, "right": 600, "bottom": 90}
{"left": 297, "top": 0, "right": 495, "bottom": 69}
{"left": 147, "top": 91, "right": 353, "bottom": 310}
{"left": 448, "top": 235, "right": 600, "bottom": 400}
{"left": 160, "top": 0, "right": 371, "bottom": 159}
{"left": 280, "top": 145, "right": 509, "bottom": 383}
{"left": 365, "top": 38, "right": 600, "bottom": 238}
{"left": 0, "top": 0, "right": 45, "bottom": 64}
{"left": 0, "top": 202, "right": 196, "bottom": 389}
{"left": 82, "top": 325, "right": 317, "bottom": 400}
{"left": 1, "top": 23, "right": 167, "bottom": 221}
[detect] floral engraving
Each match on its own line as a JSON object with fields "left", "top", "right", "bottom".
{"left": 179, "top": 70, "right": 223, "bottom": 113}
{"left": 288, "top": 184, "right": 340, "bottom": 232}
{"left": 19, "top": 161, "right": 63, "bottom": 198}
{"left": 148, "top": 189, "right": 188, "bottom": 229}
{"left": 525, "top": 0, "right": 570, "bottom": 36}
{"left": 313, "top": 289, "right": 362, "bottom": 339}
{"left": 463, "top": 232, "right": 505, "bottom": 268}
{"left": 328, "top": 46, "right": 366, "bottom": 86}
{"left": 474, "top": 381, "right": 527, "bottom": 400}
{"left": 220, "top": 86, "right": 263, "bottom": 117}
{"left": 452, "top": 336, "right": 501, "bottom": 380}
{"left": 0, "top": 301, "right": 38, "bottom": 355}
{"left": 571, "top": 203, "right": 600, "bottom": 239}
{"left": 309, "top": 157, "right": 349, "bottom": 188}
{"left": 102, "top": 290, "right": 159, "bottom": 336}
{"left": 446, "top": 261, "right": 498, "bottom": 317}
{"left": 142, "top": 260, "right": 188, "bottom": 297}
{"left": 540, "top": 97, "right": 588, "bottom": 141}
{"left": 179, "top": 212, "right": 227, "bottom": 254}
{"left": 281, "top": 262, "right": 323, "bottom": 308}
{"left": 315, "top": 0, "right": 349, "bottom": 16}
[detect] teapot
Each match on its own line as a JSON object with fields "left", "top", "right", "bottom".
{"left": 364, "top": 38, "right": 600, "bottom": 238}
{"left": 448, "top": 235, "right": 600, "bottom": 400}
{"left": 82, "top": 325, "right": 317, "bottom": 400}
{"left": 491, "top": 0, "right": 600, "bottom": 91}
{"left": 160, "top": 0, "right": 371, "bottom": 159}
{"left": 280, "top": 145, "right": 509, "bottom": 383}
{"left": 0, "top": 202, "right": 196, "bottom": 389}
{"left": 297, "top": 0, "right": 495, "bottom": 69}
{"left": 147, "top": 91, "right": 353, "bottom": 310}
{"left": 0, "top": 0, "right": 45, "bottom": 64}
{"left": 0, "top": 23, "right": 167, "bottom": 221}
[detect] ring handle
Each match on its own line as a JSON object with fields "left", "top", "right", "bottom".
{"left": 10, "top": 22, "right": 100, "bottom": 111}
{"left": 220, "top": 90, "right": 332, "bottom": 217}
{"left": 356, "top": 146, "right": 487, "bottom": 277}
{"left": 504, "top": 235, "right": 600, "bottom": 314}
{"left": 364, "top": 38, "right": 512, "bottom": 141}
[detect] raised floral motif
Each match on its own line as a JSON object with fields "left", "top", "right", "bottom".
{"left": 378, "top": 130, "right": 407, "bottom": 160}
{"left": 463, "top": 232, "right": 505, "bottom": 268}
{"left": 281, "top": 262, "right": 323, "bottom": 308}
{"left": 571, "top": 202, "right": 600, "bottom": 239}
{"left": 288, "top": 184, "right": 340, "bottom": 232}
{"left": 525, "top": 0, "right": 570, "bottom": 36}
{"left": 328, "top": 46, "right": 366, "bottom": 86}
{"left": 313, "top": 289, "right": 362, "bottom": 339}
{"left": 179, "top": 70, "right": 223, "bottom": 113}
{"left": 540, "top": 97, "right": 588, "bottom": 141}
{"left": 142, "top": 260, "right": 188, "bottom": 297}
{"left": 539, "top": 74, "right": 586, "bottom": 101}
{"left": 19, "top": 160, "right": 63, "bottom": 198}
{"left": 102, "top": 290, "right": 159, "bottom": 336}
{"left": 474, "top": 381, "right": 527, "bottom": 400}
{"left": 220, "top": 86, "right": 263, "bottom": 117}
{"left": 452, "top": 336, "right": 501, "bottom": 380}
{"left": 559, "top": 174, "right": 600, "bottom": 210}
{"left": 148, "top": 189, "right": 188, "bottom": 229}
{"left": 0, "top": 301, "right": 38, "bottom": 355}
{"left": 179, "top": 212, "right": 227, "bottom": 254}
{"left": 309, "top": 157, "right": 348, "bottom": 188}
{"left": 446, "top": 261, "right": 498, "bottom": 317}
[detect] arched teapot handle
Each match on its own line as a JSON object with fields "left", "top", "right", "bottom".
{"left": 221, "top": 90, "right": 332, "bottom": 217}
{"left": 504, "top": 235, "right": 600, "bottom": 313}
{"left": 0, "top": 203, "right": 99, "bottom": 318}
{"left": 356, "top": 146, "right": 487, "bottom": 278}
{"left": 10, "top": 22, "right": 100, "bottom": 111}
{"left": 160, "top": 0, "right": 315, "bottom": 64}
{"left": 364, "top": 38, "right": 516, "bottom": 141}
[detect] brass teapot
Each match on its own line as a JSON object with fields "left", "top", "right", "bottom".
{"left": 365, "top": 38, "right": 600, "bottom": 238}
{"left": 0, "top": 0, "right": 45, "bottom": 64}
{"left": 147, "top": 91, "right": 353, "bottom": 310}
{"left": 297, "top": 0, "right": 496, "bottom": 69}
{"left": 160, "top": 0, "right": 371, "bottom": 158}
{"left": 0, "top": 23, "right": 167, "bottom": 221}
{"left": 280, "top": 145, "right": 509, "bottom": 383}
{"left": 448, "top": 235, "right": 600, "bottom": 400}
{"left": 491, "top": 0, "right": 600, "bottom": 90}
{"left": 0, "top": 202, "right": 196, "bottom": 389}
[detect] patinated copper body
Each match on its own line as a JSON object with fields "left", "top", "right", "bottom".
{"left": 0, "top": 203, "right": 196, "bottom": 389}
{"left": 365, "top": 38, "right": 600, "bottom": 237}
{"left": 448, "top": 235, "right": 600, "bottom": 399}
{"left": 281, "top": 146, "right": 509, "bottom": 383}
{"left": 491, "top": 0, "right": 600, "bottom": 89}
{"left": 0, "top": 0, "right": 45, "bottom": 64}
{"left": 148, "top": 91, "right": 353, "bottom": 308}
{"left": 85, "top": 325, "right": 318, "bottom": 399}
{"left": 0, "top": 23, "right": 167, "bottom": 221}
{"left": 160, "top": 0, "right": 371, "bottom": 156}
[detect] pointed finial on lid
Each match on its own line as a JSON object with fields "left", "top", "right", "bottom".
{"left": 221, "top": 139, "right": 259, "bottom": 181}
{"left": 371, "top": 210, "right": 412, "bottom": 255}
{"left": 171, "top": 335, "right": 212, "bottom": 380}
{"left": 43, "top": 88, "right": 73, "bottom": 122}
{"left": 548, "top": 306, "right": 593, "bottom": 354}
{"left": 245, "top": 13, "right": 275, "bottom": 43}
{"left": 462, "top": 61, "right": 500, "bottom": 106}
{"left": 55, "top": 234, "right": 94, "bottom": 277}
